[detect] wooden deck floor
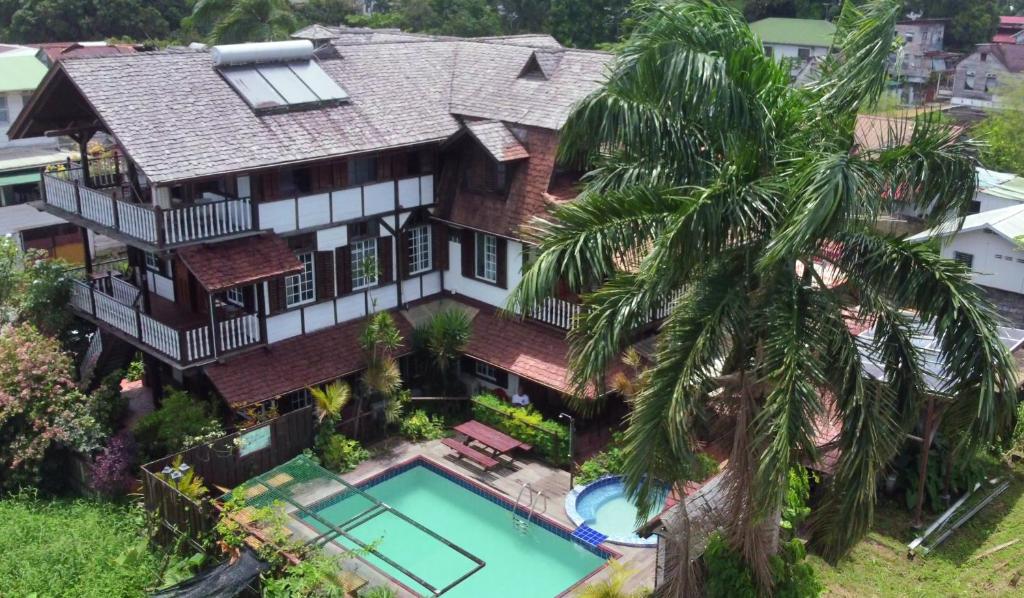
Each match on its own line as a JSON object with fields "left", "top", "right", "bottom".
{"left": 341, "top": 438, "right": 658, "bottom": 597}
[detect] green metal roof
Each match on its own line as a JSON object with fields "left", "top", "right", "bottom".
{"left": 0, "top": 172, "right": 40, "bottom": 187}
{"left": 0, "top": 54, "right": 47, "bottom": 93}
{"left": 749, "top": 18, "right": 837, "bottom": 49}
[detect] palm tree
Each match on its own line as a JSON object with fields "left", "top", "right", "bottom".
{"left": 187, "top": 0, "right": 299, "bottom": 44}
{"left": 420, "top": 308, "right": 472, "bottom": 395}
{"left": 310, "top": 380, "right": 352, "bottom": 425}
{"left": 509, "top": 0, "right": 1018, "bottom": 592}
{"left": 357, "top": 310, "right": 405, "bottom": 436}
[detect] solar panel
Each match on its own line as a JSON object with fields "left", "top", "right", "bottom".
{"left": 219, "top": 59, "right": 349, "bottom": 113}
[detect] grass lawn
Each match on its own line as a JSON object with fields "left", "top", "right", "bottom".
{"left": 812, "top": 466, "right": 1024, "bottom": 597}
{"left": 0, "top": 492, "right": 162, "bottom": 597}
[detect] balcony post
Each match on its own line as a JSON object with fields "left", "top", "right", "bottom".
{"left": 255, "top": 283, "right": 268, "bottom": 345}
{"left": 73, "top": 179, "right": 82, "bottom": 215}
{"left": 88, "top": 281, "right": 96, "bottom": 317}
{"left": 135, "top": 306, "right": 143, "bottom": 341}
{"left": 80, "top": 226, "right": 93, "bottom": 277}
{"left": 154, "top": 205, "right": 165, "bottom": 248}
{"left": 208, "top": 293, "right": 220, "bottom": 359}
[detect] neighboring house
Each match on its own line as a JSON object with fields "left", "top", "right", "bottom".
{"left": 951, "top": 43, "right": 1024, "bottom": 108}
{"left": 909, "top": 205, "right": 1024, "bottom": 325}
{"left": 993, "top": 16, "right": 1024, "bottom": 45}
{"left": 9, "top": 31, "right": 651, "bottom": 420}
{"left": 28, "top": 41, "right": 141, "bottom": 67}
{"left": 749, "top": 18, "right": 835, "bottom": 78}
{"left": 973, "top": 168, "right": 1024, "bottom": 213}
{"left": 891, "top": 18, "right": 956, "bottom": 105}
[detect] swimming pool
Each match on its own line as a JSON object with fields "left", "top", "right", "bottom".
{"left": 565, "top": 476, "right": 666, "bottom": 547}
{"left": 303, "top": 459, "right": 612, "bottom": 597}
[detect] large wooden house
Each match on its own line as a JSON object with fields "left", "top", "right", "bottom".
{"left": 10, "top": 28, "right": 647, "bottom": 418}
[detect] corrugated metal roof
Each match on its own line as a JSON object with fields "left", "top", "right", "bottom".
{"left": 908, "top": 204, "right": 1024, "bottom": 244}
{"left": 0, "top": 54, "right": 46, "bottom": 92}
{"left": 749, "top": 18, "right": 836, "bottom": 48}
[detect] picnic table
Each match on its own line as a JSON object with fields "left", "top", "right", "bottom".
{"left": 453, "top": 420, "right": 531, "bottom": 456}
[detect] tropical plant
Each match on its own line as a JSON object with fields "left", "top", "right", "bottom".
{"left": 261, "top": 550, "right": 348, "bottom": 597}
{"left": 0, "top": 237, "right": 73, "bottom": 335}
{"left": 418, "top": 308, "right": 472, "bottom": 395}
{"left": 132, "top": 388, "right": 224, "bottom": 461}
{"left": 577, "top": 560, "right": 649, "bottom": 598}
{"left": 356, "top": 309, "right": 406, "bottom": 437}
{"left": 90, "top": 430, "right": 139, "bottom": 497}
{"left": 471, "top": 393, "right": 569, "bottom": 464}
{"left": 507, "top": 0, "right": 1019, "bottom": 591}
{"left": 310, "top": 381, "right": 352, "bottom": 426}
{"left": 361, "top": 586, "right": 398, "bottom": 598}
{"left": 155, "top": 455, "right": 209, "bottom": 501}
{"left": 318, "top": 433, "right": 370, "bottom": 472}
{"left": 398, "top": 409, "right": 446, "bottom": 441}
{"left": 187, "top": 0, "right": 299, "bottom": 44}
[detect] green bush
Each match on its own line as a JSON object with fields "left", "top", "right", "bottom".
{"left": 704, "top": 532, "right": 821, "bottom": 598}
{"left": 132, "top": 387, "right": 223, "bottom": 462}
{"left": 471, "top": 394, "right": 569, "bottom": 464}
{"left": 91, "top": 369, "right": 130, "bottom": 435}
{"left": 399, "top": 409, "right": 447, "bottom": 441}
{"left": 0, "top": 490, "right": 161, "bottom": 596}
{"left": 577, "top": 432, "right": 718, "bottom": 485}
{"left": 319, "top": 434, "right": 370, "bottom": 473}
{"left": 125, "top": 354, "right": 144, "bottom": 382}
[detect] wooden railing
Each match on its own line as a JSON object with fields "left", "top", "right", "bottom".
{"left": 69, "top": 279, "right": 263, "bottom": 366}
{"left": 42, "top": 173, "right": 254, "bottom": 248}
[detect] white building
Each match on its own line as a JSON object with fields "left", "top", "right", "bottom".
{"left": 749, "top": 18, "right": 835, "bottom": 63}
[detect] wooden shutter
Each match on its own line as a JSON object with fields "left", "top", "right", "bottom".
{"left": 432, "top": 223, "right": 447, "bottom": 271}
{"left": 335, "top": 246, "right": 352, "bottom": 295}
{"left": 315, "top": 251, "right": 334, "bottom": 300}
{"left": 378, "top": 237, "right": 393, "bottom": 284}
{"left": 267, "top": 278, "right": 285, "bottom": 314}
{"left": 461, "top": 229, "right": 475, "bottom": 278}
{"left": 496, "top": 237, "right": 507, "bottom": 289}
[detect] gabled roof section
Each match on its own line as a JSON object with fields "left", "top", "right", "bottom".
{"left": 518, "top": 51, "right": 547, "bottom": 79}
{"left": 178, "top": 233, "right": 302, "bottom": 292}
{"left": 464, "top": 120, "right": 530, "bottom": 162}
{"left": 908, "top": 204, "right": 1024, "bottom": 245}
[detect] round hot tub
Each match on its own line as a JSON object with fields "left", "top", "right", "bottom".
{"left": 565, "top": 476, "right": 667, "bottom": 547}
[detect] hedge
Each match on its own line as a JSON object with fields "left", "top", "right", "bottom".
{"left": 470, "top": 394, "right": 570, "bottom": 465}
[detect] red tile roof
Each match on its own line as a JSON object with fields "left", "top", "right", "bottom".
{"left": 178, "top": 233, "right": 302, "bottom": 292}
{"left": 206, "top": 313, "right": 413, "bottom": 407}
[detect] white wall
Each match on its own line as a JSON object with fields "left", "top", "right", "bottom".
{"left": 1, "top": 92, "right": 51, "bottom": 148}
{"left": 977, "top": 191, "right": 1021, "bottom": 214}
{"left": 940, "top": 230, "right": 1024, "bottom": 294}
{"left": 764, "top": 43, "right": 829, "bottom": 61}
{"left": 444, "top": 236, "right": 524, "bottom": 309}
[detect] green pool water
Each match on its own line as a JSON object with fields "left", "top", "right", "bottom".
{"left": 303, "top": 464, "right": 607, "bottom": 597}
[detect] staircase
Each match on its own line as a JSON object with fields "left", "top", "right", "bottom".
{"left": 79, "top": 329, "right": 136, "bottom": 391}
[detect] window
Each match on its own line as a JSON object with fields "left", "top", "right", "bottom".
{"left": 986, "top": 74, "right": 997, "bottom": 92}
{"left": 225, "top": 287, "right": 244, "bottom": 306}
{"left": 969, "top": 200, "right": 981, "bottom": 214}
{"left": 764, "top": 45, "right": 774, "bottom": 58}
{"left": 449, "top": 228, "right": 462, "bottom": 244}
{"left": 351, "top": 238, "right": 378, "bottom": 290}
{"left": 348, "top": 157, "right": 378, "bottom": 185}
{"left": 953, "top": 252, "right": 974, "bottom": 268}
{"left": 475, "top": 361, "right": 498, "bottom": 382}
{"left": 494, "top": 162, "right": 508, "bottom": 193}
{"left": 279, "top": 167, "right": 313, "bottom": 196}
{"left": 475, "top": 232, "right": 497, "bottom": 282}
{"left": 981, "top": 52, "right": 988, "bottom": 62}
{"left": 797, "top": 47, "right": 811, "bottom": 60}
{"left": 145, "top": 252, "right": 162, "bottom": 272}
{"left": 285, "top": 252, "right": 316, "bottom": 307}
{"left": 965, "top": 70, "right": 975, "bottom": 90}
{"left": 408, "top": 225, "right": 432, "bottom": 275}
{"left": 904, "top": 33, "right": 914, "bottom": 43}
{"left": 0, "top": 97, "right": 8, "bottom": 122}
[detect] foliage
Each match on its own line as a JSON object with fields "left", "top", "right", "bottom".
{"left": 132, "top": 387, "right": 224, "bottom": 462}
{"left": 905, "top": 0, "right": 1001, "bottom": 50}
{"left": 90, "top": 430, "right": 138, "bottom": 497}
{"left": 156, "top": 454, "right": 209, "bottom": 500}
{"left": 0, "top": 0, "right": 185, "bottom": 43}
{"left": 186, "top": 0, "right": 300, "bottom": 44}
{"left": 976, "top": 83, "right": 1024, "bottom": 176}
{"left": 471, "top": 393, "right": 569, "bottom": 464}
{"left": 578, "top": 432, "right": 718, "bottom": 485}
{"left": 361, "top": 586, "right": 399, "bottom": 598}
{"left": 126, "top": 354, "right": 144, "bottom": 382}
{"left": 0, "top": 490, "right": 161, "bottom": 596}
{"left": 0, "top": 323, "right": 106, "bottom": 490}
{"left": 507, "top": 1, "right": 1019, "bottom": 588}
{"left": 416, "top": 307, "right": 472, "bottom": 394}
{"left": 893, "top": 442, "right": 997, "bottom": 513}
{"left": 294, "top": 0, "right": 360, "bottom": 26}
{"left": 548, "top": 0, "right": 631, "bottom": 49}
{"left": 705, "top": 532, "right": 822, "bottom": 598}
{"left": 358, "top": 310, "right": 407, "bottom": 435}
{"left": 399, "top": 408, "right": 447, "bottom": 441}
{"left": 0, "top": 237, "right": 74, "bottom": 336}
{"left": 91, "top": 368, "right": 130, "bottom": 435}
{"left": 782, "top": 467, "right": 814, "bottom": 534}
{"left": 310, "top": 380, "right": 352, "bottom": 426}
{"left": 577, "top": 560, "right": 649, "bottom": 598}
{"left": 318, "top": 433, "right": 370, "bottom": 472}
{"left": 261, "top": 550, "right": 349, "bottom": 597}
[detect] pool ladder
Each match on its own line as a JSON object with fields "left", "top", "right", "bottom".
{"left": 512, "top": 483, "right": 548, "bottom": 534}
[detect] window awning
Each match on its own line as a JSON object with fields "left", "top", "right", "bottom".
{"left": 464, "top": 120, "right": 530, "bottom": 162}
{"left": 0, "top": 172, "right": 40, "bottom": 186}
{"left": 178, "top": 232, "right": 303, "bottom": 292}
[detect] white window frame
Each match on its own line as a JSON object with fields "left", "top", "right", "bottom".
{"left": 144, "top": 252, "right": 162, "bottom": 272}
{"left": 225, "top": 287, "right": 244, "bottom": 306}
{"left": 351, "top": 238, "right": 379, "bottom": 290}
{"left": 408, "top": 225, "right": 432, "bottom": 275}
{"left": 475, "top": 232, "right": 497, "bottom": 283}
{"left": 0, "top": 97, "right": 8, "bottom": 123}
{"left": 285, "top": 252, "right": 316, "bottom": 308}
{"left": 475, "top": 361, "right": 498, "bottom": 382}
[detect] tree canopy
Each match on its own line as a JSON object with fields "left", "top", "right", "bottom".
{"left": 509, "top": 0, "right": 1018, "bottom": 592}
{"left": 976, "top": 82, "right": 1024, "bottom": 176}
{"left": 0, "top": 0, "right": 187, "bottom": 43}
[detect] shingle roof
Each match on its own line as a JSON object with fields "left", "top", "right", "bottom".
{"left": 178, "top": 233, "right": 302, "bottom": 292}
{"left": 853, "top": 115, "right": 916, "bottom": 151}
{"left": 39, "top": 35, "right": 609, "bottom": 184}
{"left": 749, "top": 18, "right": 836, "bottom": 48}
{"left": 464, "top": 120, "right": 530, "bottom": 162}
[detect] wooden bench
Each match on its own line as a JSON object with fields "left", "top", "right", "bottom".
{"left": 441, "top": 438, "right": 499, "bottom": 470}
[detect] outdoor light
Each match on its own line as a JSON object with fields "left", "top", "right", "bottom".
{"left": 161, "top": 466, "right": 173, "bottom": 476}
{"left": 178, "top": 463, "right": 191, "bottom": 473}
{"left": 170, "top": 470, "right": 183, "bottom": 480}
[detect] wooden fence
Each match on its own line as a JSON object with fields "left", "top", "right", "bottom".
{"left": 142, "top": 406, "right": 316, "bottom": 543}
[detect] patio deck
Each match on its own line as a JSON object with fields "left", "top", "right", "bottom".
{"left": 336, "top": 438, "right": 658, "bottom": 597}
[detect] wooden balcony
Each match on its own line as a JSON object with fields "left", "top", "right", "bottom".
{"left": 528, "top": 289, "right": 684, "bottom": 330}
{"left": 41, "top": 170, "right": 255, "bottom": 250}
{"left": 70, "top": 276, "right": 263, "bottom": 368}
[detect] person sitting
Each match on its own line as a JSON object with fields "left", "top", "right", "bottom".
{"left": 511, "top": 386, "right": 530, "bottom": 407}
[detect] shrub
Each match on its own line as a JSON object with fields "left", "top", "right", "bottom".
{"left": 90, "top": 430, "right": 138, "bottom": 497}
{"left": 319, "top": 434, "right": 371, "bottom": 473}
{"left": 0, "top": 323, "right": 106, "bottom": 490}
{"left": 125, "top": 354, "right": 144, "bottom": 382}
{"left": 132, "top": 387, "right": 223, "bottom": 462}
{"left": 471, "top": 394, "right": 569, "bottom": 464}
{"left": 577, "top": 432, "right": 719, "bottom": 485}
{"left": 362, "top": 586, "right": 398, "bottom": 598}
{"left": 704, "top": 532, "right": 821, "bottom": 598}
{"left": 91, "top": 369, "right": 130, "bottom": 434}
{"left": 399, "top": 409, "right": 446, "bottom": 441}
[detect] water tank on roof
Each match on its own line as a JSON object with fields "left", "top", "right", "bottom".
{"left": 211, "top": 40, "right": 314, "bottom": 67}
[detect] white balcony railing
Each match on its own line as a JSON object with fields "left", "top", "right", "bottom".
{"left": 43, "top": 173, "right": 254, "bottom": 248}
{"left": 70, "top": 279, "right": 263, "bottom": 365}
{"left": 529, "top": 289, "right": 686, "bottom": 330}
